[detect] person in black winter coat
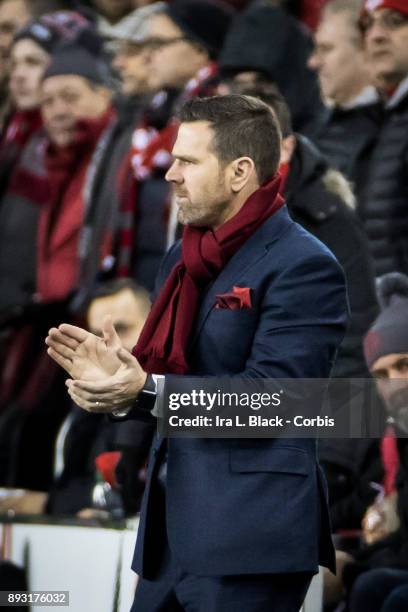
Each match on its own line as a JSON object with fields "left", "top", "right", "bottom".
{"left": 356, "top": 0, "right": 408, "bottom": 277}
{"left": 283, "top": 135, "right": 379, "bottom": 382}
{"left": 307, "top": 0, "right": 381, "bottom": 203}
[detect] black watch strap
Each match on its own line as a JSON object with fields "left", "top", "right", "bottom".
{"left": 110, "top": 375, "right": 158, "bottom": 420}
{"left": 142, "top": 374, "right": 157, "bottom": 395}
{"left": 135, "top": 374, "right": 157, "bottom": 412}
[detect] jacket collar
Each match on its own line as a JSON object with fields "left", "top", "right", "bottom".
{"left": 339, "top": 86, "right": 379, "bottom": 110}
{"left": 284, "top": 135, "right": 339, "bottom": 223}
{"left": 286, "top": 135, "right": 325, "bottom": 192}
{"left": 385, "top": 74, "right": 408, "bottom": 110}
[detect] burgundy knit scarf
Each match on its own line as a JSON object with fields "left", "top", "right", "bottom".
{"left": 133, "top": 174, "right": 284, "bottom": 374}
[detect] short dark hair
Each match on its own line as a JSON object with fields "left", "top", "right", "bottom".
{"left": 178, "top": 94, "right": 282, "bottom": 185}
{"left": 88, "top": 278, "right": 150, "bottom": 310}
{"left": 226, "top": 80, "right": 293, "bottom": 139}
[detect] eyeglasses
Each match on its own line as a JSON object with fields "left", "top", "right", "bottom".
{"left": 144, "top": 36, "right": 202, "bottom": 51}
{"left": 359, "top": 9, "right": 408, "bottom": 34}
{"left": 114, "top": 41, "right": 147, "bottom": 57}
{"left": 109, "top": 35, "right": 198, "bottom": 57}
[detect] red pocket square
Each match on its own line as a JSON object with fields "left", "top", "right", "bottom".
{"left": 215, "top": 286, "right": 252, "bottom": 310}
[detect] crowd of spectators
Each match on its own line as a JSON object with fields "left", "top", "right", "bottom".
{"left": 0, "top": 0, "right": 407, "bottom": 610}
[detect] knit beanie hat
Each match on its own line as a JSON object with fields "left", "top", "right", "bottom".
{"left": 99, "top": 2, "right": 167, "bottom": 43}
{"left": 14, "top": 11, "right": 100, "bottom": 54}
{"left": 362, "top": 0, "right": 408, "bottom": 16}
{"left": 42, "top": 43, "right": 111, "bottom": 87}
{"left": 165, "top": 0, "right": 235, "bottom": 59}
{"left": 364, "top": 273, "right": 408, "bottom": 370}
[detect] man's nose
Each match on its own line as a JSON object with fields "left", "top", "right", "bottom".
{"left": 11, "top": 64, "right": 26, "bottom": 81}
{"left": 365, "top": 20, "right": 389, "bottom": 45}
{"left": 307, "top": 51, "right": 320, "bottom": 71}
{"left": 165, "top": 161, "right": 182, "bottom": 183}
{"left": 47, "top": 99, "right": 70, "bottom": 117}
{"left": 10, "top": 71, "right": 23, "bottom": 84}
{"left": 112, "top": 53, "right": 125, "bottom": 71}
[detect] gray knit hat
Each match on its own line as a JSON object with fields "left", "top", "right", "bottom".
{"left": 42, "top": 42, "right": 111, "bottom": 87}
{"left": 364, "top": 272, "right": 408, "bottom": 369}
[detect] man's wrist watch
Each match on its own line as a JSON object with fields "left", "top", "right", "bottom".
{"left": 111, "top": 374, "right": 161, "bottom": 418}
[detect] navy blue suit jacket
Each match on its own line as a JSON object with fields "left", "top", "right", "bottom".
{"left": 131, "top": 205, "right": 348, "bottom": 579}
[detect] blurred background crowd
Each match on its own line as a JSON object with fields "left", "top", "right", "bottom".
{"left": 0, "top": 0, "right": 407, "bottom": 610}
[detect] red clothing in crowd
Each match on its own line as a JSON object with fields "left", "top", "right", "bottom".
{"left": 0, "top": 108, "right": 43, "bottom": 197}
{"left": 0, "top": 108, "right": 43, "bottom": 153}
{"left": 299, "top": 0, "right": 328, "bottom": 30}
{"left": 381, "top": 425, "right": 400, "bottom": 496}
{"left": 36, "top": 108, "right": 115, "bottom": 303}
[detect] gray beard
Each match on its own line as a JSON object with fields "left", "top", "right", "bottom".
{"left": 393, "top": 406, "right": 408, "bottom": 435}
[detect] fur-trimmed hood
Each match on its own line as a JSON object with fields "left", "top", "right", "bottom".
{"left": 322, "top": 168, "right": 355, "bottom": 211}
{"left": 285, "top": 135, "right": 356, "bottom": 223}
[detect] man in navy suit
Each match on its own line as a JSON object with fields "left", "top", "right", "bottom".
{"left": 46, "top": 94, "right": 348, "bottom": 611}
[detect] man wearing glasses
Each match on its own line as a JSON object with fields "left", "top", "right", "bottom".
{"left": 109, "top": 0, "right": 234, "bottom": 292}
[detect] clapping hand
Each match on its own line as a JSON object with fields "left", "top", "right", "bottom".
{"left": 45, "top": 316, "right": 147, "bottom": 413}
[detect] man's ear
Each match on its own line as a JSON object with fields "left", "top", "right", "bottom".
{"left": 229, "top": 157, "right": 256, "bottom": 193}
{"left": 93, "top": 85, "right": 113, "bottom": 113}
{"left": 280, "top": 135, "right": 296, "bottom": 164}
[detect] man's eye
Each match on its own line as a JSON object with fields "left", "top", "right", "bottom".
{"left": 372, "top": 370, "right": 388, "bottom": 380}
{"left": 114, "top": 323, "right": 130, "bottom": 334}
{"left": 61, "top": 92, "right": 80, "bottom": 103}
{"left": 316, "top": 44, "right": 332, "bottom": 55}
{"left": 0, "top": 22, "right": 15, "bottom": 35}
{"left": 396, "top": 359, "right": 408, "bottom": 373}
{"left": 385, "top": 12, "right": 408, "bottom": 29}
{"left": 26, "top": 58, "right": 43, "bottom": 68}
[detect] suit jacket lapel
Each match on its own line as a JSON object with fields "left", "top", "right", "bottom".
{"left": 189, "top": 206, "right": 292, "bottom": 346}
